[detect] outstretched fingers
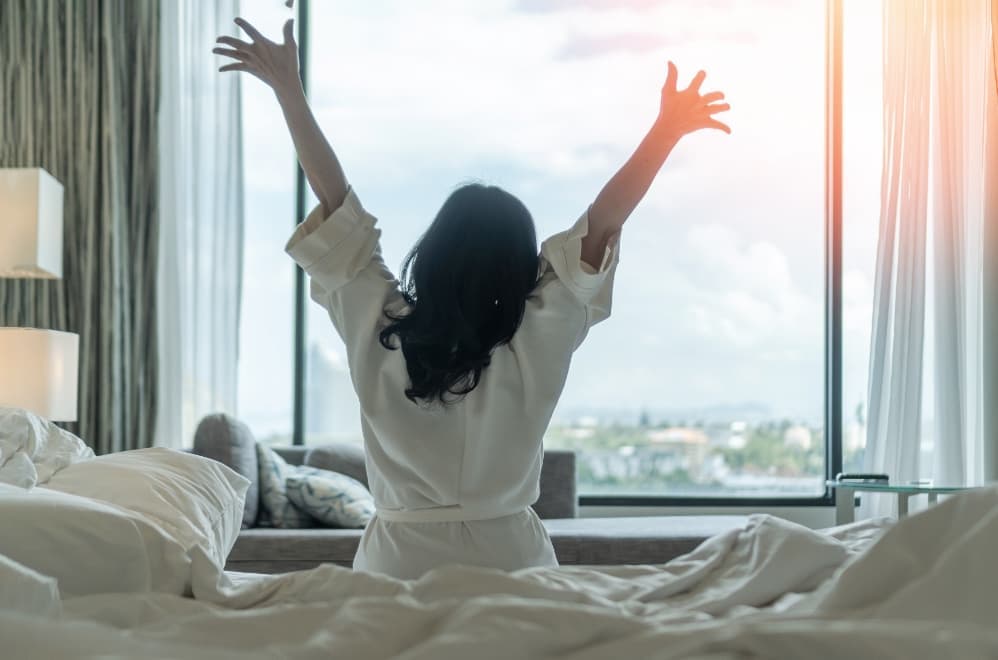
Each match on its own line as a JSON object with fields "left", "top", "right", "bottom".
{"left": 686, "top": 70, "right": 706, "bottom": 93}
{"left": 212, "top": 47, "right": 246, "bottom": 60}
{"left": 665, "top": 61, "right": 678, "bottom": 94}
{"left": 701, "top": 91, "right": 725, "bottom": 104}
{"left": 282, "top": 19, "right": 295, "bottom": 46}
{"left": 234, "top": 17, "right": 267, "bottom": 43}
{"left": 704, "top": 118, "right": 732, "bottom": 134}
{"left": 216, "top": 36, "right": 253, "bottom": 52}
{"left": 219, "top": 62, "right": 252, "bottom": 73}
{"left": 705, "top": 102, "right": 730, "bottom": 114}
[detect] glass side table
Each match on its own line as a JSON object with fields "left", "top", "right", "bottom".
{"left": 826, "top": 480, "right": 975, "bottom": 525}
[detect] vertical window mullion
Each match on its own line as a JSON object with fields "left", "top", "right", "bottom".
{"left": 292, "top": 0, "right": 311, "bottom": 446}
{"left": 825, "top": 0, "right": 844, "bottom": 486}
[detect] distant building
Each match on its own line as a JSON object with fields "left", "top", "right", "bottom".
{"left": 783, "top": 425, "right": 813, "bottom": 450}
{"left": 646, "top": 427, "right": 708, "bottom": 445}
{"left": 727, "top": 420, "right": 747, "bottom": 449}
{"left": 644, "top": 427, "right": 709, "bottom": 479}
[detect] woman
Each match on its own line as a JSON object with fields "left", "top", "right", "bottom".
{"left": 214, "top": 17, "right": 730, "bottom": 580}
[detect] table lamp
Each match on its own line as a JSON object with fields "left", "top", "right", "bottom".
{"left": 0, "top": 328, "right": 78, "bottom": 421}
{"left": 0, "top": 167, "right": 79, "bottom": 421}
{"left": 0, "top": 168, "right": 64, "bottom": 279}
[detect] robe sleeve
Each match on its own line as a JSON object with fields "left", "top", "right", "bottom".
{"left": 537, "top": 206, "right": 620, "bottom": 338}
{"left": 507, "top": 209, "right": 621, "bottom": 403}
{"left": 285, "top": 188, "right": 404, "bottom": 360}
{"left": 285, "top": 188, "right": 384, "bottom": 295}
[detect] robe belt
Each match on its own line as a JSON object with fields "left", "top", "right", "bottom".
{"left": 374, "top": 505, "right": 524, "bottom": 523}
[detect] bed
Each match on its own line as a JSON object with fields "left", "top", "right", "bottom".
{"left": 2, "top": 409, "right": 997, "bottom": 659}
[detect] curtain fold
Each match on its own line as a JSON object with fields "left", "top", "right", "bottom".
{"left": 865, "top": 0, "right": 992, "bottom": 515}
{"left": 863, "top": 0, "right": 932, "bottom": 515}
{"left": 985, "top": 0, "right": 998, "bottom": 480}
{"left": 931, "top": 0, "right": 988, "bottom": 487}
{"left": 0, "top": 1, "right": 160, "bottom": 454}
{"left": 155, "top": 0, "right": 244, "bottom": 448}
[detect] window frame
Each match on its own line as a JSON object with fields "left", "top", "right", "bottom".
{"left": 291, "top": 0, "right": 311, "bottom": 448}
{"left": 287, "top": 0, "right": 845, "bottom": 508}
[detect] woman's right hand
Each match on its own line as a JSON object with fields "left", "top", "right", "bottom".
{"left": 214, "top": 18, "right": 301, "bottom": 96}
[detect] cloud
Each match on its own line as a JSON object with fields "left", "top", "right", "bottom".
{"left": 515, "top": 0, "right": 788, "bottom": 12}
{"left": 676, "top": 223, "right": 819, "bottom": 352}
{"left": 515, "top": 0, "right": 670, "bottom": 13}
{"left": 556, "top": 32, "right": 674, "bottom": 60}
{"left": 555, "top": 28, "right": 759, "bottom": 60}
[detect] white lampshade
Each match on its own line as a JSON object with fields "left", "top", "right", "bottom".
{"left": 0, "top": 168, "right": 64, "bottom": 279}
{"left": 0, "top": 328, "right": 79, "bottom": 421}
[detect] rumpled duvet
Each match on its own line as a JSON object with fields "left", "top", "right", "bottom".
{"left": 3, "top": 486, "right": 998, "bottom": 659}
{"left": 0, "top": 408, "right": 93, "bottom": 488}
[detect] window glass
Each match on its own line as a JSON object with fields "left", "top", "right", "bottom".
{"left": 237, "top": 0, "right": 297, "bottom": 446}
{"left": 841, "top": 0, "right": 883, "bottom": 474}
{"left": 304, "top": 0, "right": 827, "bottom": 497}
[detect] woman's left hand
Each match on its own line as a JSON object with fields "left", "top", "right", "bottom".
{"left": 655, "top": 61, "right": 731, "bottom": 140}
{"left": 213, "top": 18, "right": 300, "bottom": 95}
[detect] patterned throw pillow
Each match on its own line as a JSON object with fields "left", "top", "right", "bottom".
{"left": 255, "top": 443, "right": 316, "bottom": 529}
{"left": 286, "top": 469, "right": 375, "bottom": 529}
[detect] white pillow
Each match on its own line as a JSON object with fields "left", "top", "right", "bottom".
{"left": 0, "top": 552, "right": 61, "bottom": 617}
{"left": 0, "top": 483, "right": 191, "bottom": 597}
{"left": 286, "top": 470, "right": 375, "bottom": 528}
{"left": 0, "top": 407, "right": 94, "bottom": 488}
{"left": 43, "top": 448, "right": 250, "bottom": 572}
{"left": 256, "top": 444, "right": 317, "bottom": 528}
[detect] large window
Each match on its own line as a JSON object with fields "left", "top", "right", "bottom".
{"left": 237, "top": 0, "right": 297, "bottom": 446}
{"left": 239, "top": 0, "right": 871, "bottom": 499}
{"left": 841, "top": 0, "right": 882, "bottom": 475}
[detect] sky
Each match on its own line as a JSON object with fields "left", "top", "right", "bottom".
{"left": 233, "top": 0, "right": 884, "bottom": 439}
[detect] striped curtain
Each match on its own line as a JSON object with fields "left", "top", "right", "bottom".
{"left": 0, "top": 1, "right": 160, "bottom": 454}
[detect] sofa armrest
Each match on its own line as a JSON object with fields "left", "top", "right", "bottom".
{"left": 535, "top": 450, "right": 577, "bottom": 519}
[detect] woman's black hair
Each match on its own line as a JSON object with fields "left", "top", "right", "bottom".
{"left": 379, "top": 183, "right": 540, "bottom": 404}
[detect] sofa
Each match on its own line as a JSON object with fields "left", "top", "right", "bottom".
{"left": 192, "top": 414, "right": 749, "bottom": 574}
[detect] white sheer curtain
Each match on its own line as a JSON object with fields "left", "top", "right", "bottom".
{"left": 156, "top": 0, "right": 244, "bottom": 448}
{"left": 985, "top": 0, "right": 998, "bottom": 482}
{"left": 863, "top": 0, "right": 992, "bottom": 515}
{"left": 931, "top": 0, "right": 989, "bottom": 487}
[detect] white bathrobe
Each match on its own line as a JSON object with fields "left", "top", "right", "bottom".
{"left": 285, "top": 188, "right": 619, "bottom": 580}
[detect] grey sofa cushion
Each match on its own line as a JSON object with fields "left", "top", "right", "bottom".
{"left": 193, "top": 414, "right": 259, "bottom": 528}
{"left": 274, "top": 446, "right": 308, "bottom": 466}
{"left": 226, "top": 515, "right": 750, "bottom": 573}
{"left": 304, "top": 444, "right": 368, "bottom": 488}
{"left": 536, "top": 451, "right": 576, "bottom": 519}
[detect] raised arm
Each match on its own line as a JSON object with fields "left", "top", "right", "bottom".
{"left": 581, "top": 62, "right": 730, "bottom": 269}
{"left": 214, "top": 18, "right": 347, "bottom": 215}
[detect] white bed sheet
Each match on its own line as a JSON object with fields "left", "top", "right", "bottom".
{"left": 4, "top": 487, "right": 998, "bottom": 659}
